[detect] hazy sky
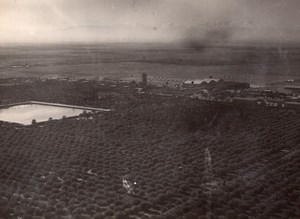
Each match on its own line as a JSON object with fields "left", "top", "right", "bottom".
{"left": 1, "top": 0, "right": 300, "bottom": 43}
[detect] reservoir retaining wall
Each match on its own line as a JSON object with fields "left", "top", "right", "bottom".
{"left": 0, "top": 101, "right": 111, "bottom": 112}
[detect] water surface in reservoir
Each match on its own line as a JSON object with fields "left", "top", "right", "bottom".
{"left": 0, "top": 104, "right": 90, "bottom": 125}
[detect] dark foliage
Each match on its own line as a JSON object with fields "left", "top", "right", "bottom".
{"left": 0, "top": 80, "right": 299, "bottom": 218}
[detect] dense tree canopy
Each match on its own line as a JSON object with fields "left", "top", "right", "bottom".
{"left": 0, "top": 80, "right": 299, "bottom": 218}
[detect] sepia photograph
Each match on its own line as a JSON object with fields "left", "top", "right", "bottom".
{"left": 0, "top": 0, "right": 300, "bottom": 218}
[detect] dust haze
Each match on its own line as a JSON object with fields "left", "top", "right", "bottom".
{"left": 1, "top": 0, "right": 300, "bottom": 44}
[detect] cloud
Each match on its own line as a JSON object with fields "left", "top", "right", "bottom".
{"left": 0, "top": 0, "right": 300, "bottom": 43}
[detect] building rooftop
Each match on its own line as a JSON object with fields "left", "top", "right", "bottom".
{"left": 233, "top": 97, "right": 257, "bottom": 101}
{"left": 183, "top": 78, "right": 221, "bottom": 85}
{"left": 284, "top": 85, "right": 300, "bottom": 90}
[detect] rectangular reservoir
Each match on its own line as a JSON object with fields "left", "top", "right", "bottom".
{"left": 0, "top": 103, "right": 92, "bottom": 125}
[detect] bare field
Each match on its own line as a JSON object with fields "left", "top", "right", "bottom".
{"left": 0, "top": 43, "right": 300, "bottom": 83}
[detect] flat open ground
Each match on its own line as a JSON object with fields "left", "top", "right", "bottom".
{"left": 1, "top": 43, "right": 300, "bottom": 84}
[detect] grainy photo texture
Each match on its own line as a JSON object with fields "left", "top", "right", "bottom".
{"left": 0, "top": 0, "right": 299, "bottom": 218}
